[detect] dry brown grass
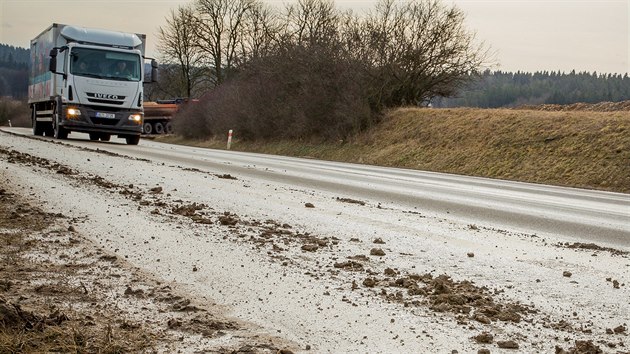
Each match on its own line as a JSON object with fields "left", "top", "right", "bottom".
{"left": 0, "top": 324, "right": 147, "bottom": 354}
{"left": 159, "top": 107, "right": 630, "bottom": 193}
{"left": 0, "top": 151, "right": 297, "bottom": 353}
{"left": 355, "top": 108, "right": 630, "bottom": 193}
{"left": 0, "top": 190, "right": 156, "bottom": 354}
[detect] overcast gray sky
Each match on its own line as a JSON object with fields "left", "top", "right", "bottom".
{"left": 1, "top": 0, "right": 628, "bottom": 74}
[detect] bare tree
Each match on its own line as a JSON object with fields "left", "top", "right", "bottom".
{"left": 193, "top": 0, "right": 256, "bottom": 85}
{"left": 157, "top": 5, "right": 206, "bottom": 98}
{"left": 282, "top": 0, "right": 340, "bottom": 46}
{"left": 346, "top": 0, "right": 491, "bottom": 107}
{"left": 237, "top": 1, "right": 280, "bottom": 63}
{"left": 163, "top": 0, "right": 491, "bottom": 141}
{"left": 144, "top": 64, "right": 199, "bottom": 101}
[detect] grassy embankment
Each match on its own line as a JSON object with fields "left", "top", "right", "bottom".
{"left": 160, "top": 107, "right": 630, "bottom": 194}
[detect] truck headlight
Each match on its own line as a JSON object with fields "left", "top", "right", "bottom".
{"left": 66, "top": 107, "right": 81, "bottom": 117}
{"left": 128, "top": 114, "right": 142, "bottom": 123}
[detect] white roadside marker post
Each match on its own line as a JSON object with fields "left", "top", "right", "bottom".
{"left": 227, "top": 129, "right": 233, "bottom": 150}
{"left": 8, "top": 120, "right": 11, "bottom": 127}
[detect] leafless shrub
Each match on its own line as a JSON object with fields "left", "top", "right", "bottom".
{"left": 172, "top": 94, "right": 217, "bottom": 139}
{"left": 176, "top": 41, "right": 376, "bottom": 141}
{"left": 164, "top": 0, "right": 490, "bottom": 140}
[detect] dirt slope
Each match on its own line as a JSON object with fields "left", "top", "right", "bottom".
{"left": 170, "top": 107, "right": 630, "bottom": 193}
{"left": 352, "top": 107, "right": 630, "bottom": 193}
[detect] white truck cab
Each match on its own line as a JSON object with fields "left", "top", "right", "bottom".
{"left": 29, "top": 23, "right": 157, "bottom": 145}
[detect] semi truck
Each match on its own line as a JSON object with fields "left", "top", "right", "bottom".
{"left": 28, "top": 23, "right": 157, "bottom": 145}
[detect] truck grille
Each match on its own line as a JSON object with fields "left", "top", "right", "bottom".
{"left": 92, "top": 118, "right": 120, "bottom": 126}
{"left": 85, "top": 105, "right": 123, "bottom": 112}
{"left": 87, "top": 98, "right": 124, "bottom": 105}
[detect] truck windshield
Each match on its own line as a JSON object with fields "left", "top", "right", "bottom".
{"left": 70, "top": 47, "right": 141, "bottom": 82}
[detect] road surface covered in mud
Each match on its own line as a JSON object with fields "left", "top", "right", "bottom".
{"left": 0, "top": 130, "right": 628, "bottom": 353}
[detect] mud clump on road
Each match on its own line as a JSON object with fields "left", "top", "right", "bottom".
{"left": 555, "top": 340, "right": 604, "bottom": 354}
{"left": 301, "top": 244, "right": 319, "bottom": 252}
{"left": 149, "top": 186, "right": 163, "bottom": 194}
{"left": 167, "top": 314, "right": 238, "bottom": 337}
{"left": 219, "top": 212, "right": 239, "bottom": 226}
{"left": 215, "top": 173, "right": 238, "bottom": 180}
{"left": 497, "top": 340, "right": 519, "bottom": 349}
{"left": 557, "top": 242, "right": 628, "bottom": 257}
{"left": 370, "top": 248, "right": 386, "bottom": 256}
{"left": 172, "top": 202, "right": 207, "bottom": 217}
{"left": 473, "top": 332, "right": 493, "bottom": 344}
{"left": 335, "top": 197, "right": 366, "bottom": 206}
{"left": 334, "top": 260, "right": 364, "bottom": 271}
{"left": 362, "top": 273, "right": 532, "bottom": 325}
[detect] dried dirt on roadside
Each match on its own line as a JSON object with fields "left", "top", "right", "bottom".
{"left": 0, "top": 167, "right": 294, "bottom": 353}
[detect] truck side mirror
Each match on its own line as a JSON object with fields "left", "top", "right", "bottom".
{"left": 48, "top": 48, "right": 58, "bottom": 73}
{"left": 150, "top": 59, "right": 158, "bottom": 83}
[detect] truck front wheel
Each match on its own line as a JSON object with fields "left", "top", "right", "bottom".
{"left": 53, "top": 114, "right": 68, "bottom": 139}
{"left": 165, "top": 122, "right": 174, "bottom": 134}
{"left": 125, "top": 135, "right": 140, "bottom": 145}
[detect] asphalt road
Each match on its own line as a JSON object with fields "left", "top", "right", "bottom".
{"left": 2, "top": 126, "right": 630, "bottom": 353}
{"left": 4, "top": 127, "right": 629, "bottom": 246}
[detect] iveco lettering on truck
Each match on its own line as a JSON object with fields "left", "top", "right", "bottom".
{"left": 28, "top": 23, "right": 158, "bottom": 145}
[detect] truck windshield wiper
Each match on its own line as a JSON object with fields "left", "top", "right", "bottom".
{"left": 78, "top": 73, "right": 106, "bottom": 79}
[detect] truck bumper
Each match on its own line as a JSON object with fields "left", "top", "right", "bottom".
{"left": 59, "top": 104, "right": 143, "bottom": 136}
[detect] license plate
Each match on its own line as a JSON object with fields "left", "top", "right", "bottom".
{"left": 96, "top": 112, "right": 116, "bottom": 119}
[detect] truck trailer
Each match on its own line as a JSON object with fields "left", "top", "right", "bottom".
{"left": 143, "top": 98, "right": 198, "bottom": 135}
{"left": 28, "top": 23, "right": 157, "bottom": 145}
{"left": 143, "top": 100, "right": 179, "bottom": 135}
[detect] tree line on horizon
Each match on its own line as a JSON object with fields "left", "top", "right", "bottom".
{"left": 2, "top": 40, "right": 628, "bottom": 109}
{"left": 434, "top": 69, "right": 630, "bottom": 108}
{"left": 0, "top": 44, "right": 29, "bottom": 98}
